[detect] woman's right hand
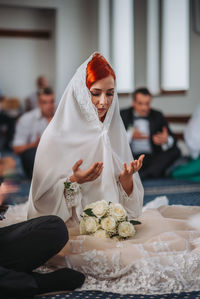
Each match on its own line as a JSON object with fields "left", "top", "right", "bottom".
{"left": 70, "top": 159, "right": 103, "bottom": 184}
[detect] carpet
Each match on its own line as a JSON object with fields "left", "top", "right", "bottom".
{"left": 37, "top": 290, "right": 200, "bottom": 299}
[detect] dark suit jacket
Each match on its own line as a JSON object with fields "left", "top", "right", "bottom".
{"left": 120, "top": 107, "right": 178, "bottom": 154}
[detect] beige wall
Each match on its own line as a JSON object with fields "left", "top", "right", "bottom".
{"left": 0, "top": 0, "right": 98, "bottom": 105}
{"left": 0, "top": 0, "right": 199, "bottom": 115}
{"left": 120, "top": 0, "right": 200, "bottom": 117}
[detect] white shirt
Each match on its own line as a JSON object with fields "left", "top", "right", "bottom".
{"left": 13, "top": 108, "right": 48, "bottom": 146}
{"left": 127, "top": 116, "right": 174, "bottom": 154}
{"left": 129, "top": 119, "right": 152, "bottom": 154}
{"left": 184, "top": 104, "right": 200, "bottom": 159}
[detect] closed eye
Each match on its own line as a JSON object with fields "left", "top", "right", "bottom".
{"left": 91, "top": 92, "right": 100, "bottom": 97}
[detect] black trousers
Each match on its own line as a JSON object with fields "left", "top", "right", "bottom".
{"left": 20, "top": 148, "right": 37, "bottom": 180}
{"left": 134, "top": 147, "right": 181, "bottom": 179}
{"left": 0, "top": 215, "right": 68, "bottom": 298}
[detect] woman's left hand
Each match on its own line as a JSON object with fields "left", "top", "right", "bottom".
{"left": 119, "top": 154, "right": 145, "bottom": 196}
{"left": 120, "top": 154, "right": 145, "bottom": 180}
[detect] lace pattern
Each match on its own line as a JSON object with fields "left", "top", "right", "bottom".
{"left": 63, "top": 178, "right": 81, "bottom": 208}
{"left": 117, "top": 180, "right": 132, "bottom": 201}
{"left": 72, "top": 52, "right": 117, "bottom": 132}
{"left": 73, "top": 250, "right": 200, "bottom": 294}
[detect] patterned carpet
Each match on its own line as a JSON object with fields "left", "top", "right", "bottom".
{"left": 143, "top": 178, "right": 200, "bottom": 206}
{"left": 37, "top": 290, "right": 200, "bottom": 299}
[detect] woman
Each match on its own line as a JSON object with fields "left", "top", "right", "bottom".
{"left": 28, "top": 53, "right": 144, "bottom": 222}
{"left": 28, "top": 53, "right": 200, "bottom": 295}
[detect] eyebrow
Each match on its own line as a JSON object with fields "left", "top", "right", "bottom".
{"left": 90, "top": 88, "right": 114, "bottom": 91}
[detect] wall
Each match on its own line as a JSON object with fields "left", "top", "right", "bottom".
{"left": 120, "top": 0, "right": 200, "bottom": 116}
{"left": 152, "top": 2, "right": 200, "bottom": 115}
{"left": 0, "top": 0, "right": 98, "bottom": 105}
{"left": 55, "top": 0, "right": 98, "bottom": 100}
{"left": 0, "top": 0, "right": 199, "bottom": 115}
{"left": 0, "top": 6, "right": 55, "bottom": 105}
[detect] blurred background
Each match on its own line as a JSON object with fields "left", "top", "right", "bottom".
{"left": 0, "top": 0, "right": 199, "bottom": 220}
{"left": 0, "top": 0, "right": 199, "bottom": 107}
{"left": 0, "top": 0, "right": 200, "bottom": 180}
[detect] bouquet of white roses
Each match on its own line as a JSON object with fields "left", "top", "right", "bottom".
{"left": 80, "top": 200, "right": 141, "bottom": 241}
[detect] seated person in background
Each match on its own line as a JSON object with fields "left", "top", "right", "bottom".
{"left": 0, "top": 180, "right": 85, "bottom": 299}
{"left": 25, "top": 75, "right": 49, "bottom": 111}
{"left": 0, "top": 91, "right": 15, "bottom": 151}
{"left": 184, "top": 104, "right": 200, "bottom": 160}
{"left": 172, "top": 104, "right": 200, "bottom": 181}
{"left": 13, "top": 87, "right": 55, "bottom": 180}
{"left": 120, "top": 87, "right": 180, "bottom": 179}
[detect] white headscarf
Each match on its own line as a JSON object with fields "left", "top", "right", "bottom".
{"left": 27, "top": 53, "right": 143, "bottom": 221}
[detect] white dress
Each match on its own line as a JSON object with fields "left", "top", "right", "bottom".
{"left": 25, "top": 53, "right": 200, "bottom": 295}
{"left": 56, "top": 191, "right": 200, "bottom": 295}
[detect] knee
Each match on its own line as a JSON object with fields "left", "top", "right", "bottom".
{"left": 48, "top": 215, "right": 68, "bottom": 247}
{"left": 39, "top": 215, "right": 68, "bottom": 249}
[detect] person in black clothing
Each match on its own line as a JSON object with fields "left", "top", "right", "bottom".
{"left": 120, "top": 87, "right": 180, "bottom": 179}
{"left": 0, "top": 181, "right": 85, "bottom": 299}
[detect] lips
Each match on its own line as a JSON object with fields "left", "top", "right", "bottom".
{"left": 98, "top": 108, "right": 106, "bottom": 113}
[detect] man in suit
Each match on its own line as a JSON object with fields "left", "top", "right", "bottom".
{"left": 120, "top": 87, "right": 180, "bottom": 179}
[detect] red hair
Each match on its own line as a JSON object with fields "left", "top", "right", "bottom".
{"left": 86, "top": 53, "right": 116, "bottom": 89}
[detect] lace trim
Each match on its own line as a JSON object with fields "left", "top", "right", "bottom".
{"left": 73, "top": 251, "right": 200, "bottom": 294}
{"left": 71, "top": 52, "right": 117, "bottom": 132}
{"left": 63, "top": 177, "right": 81, "bottom": 208}
{"left": 117, "top": 180, "right": 133, "bottom": 201}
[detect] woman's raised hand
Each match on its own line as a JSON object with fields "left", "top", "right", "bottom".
{"left": 70, "top": 159, "right": 103, "bottom": 184}
{"left": 119, "top": 154, "right": 145, "bottom": 196}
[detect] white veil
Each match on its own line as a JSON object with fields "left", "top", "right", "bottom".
{"left": 27, "top": 53, "right": 143, "bottom": 221}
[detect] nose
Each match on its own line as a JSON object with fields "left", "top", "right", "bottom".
{"left": 99, "top": 93, "right": 108, "bottom": 106}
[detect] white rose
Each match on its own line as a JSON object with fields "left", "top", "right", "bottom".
{"left": 84, "top": 202, "right": 96, "bottom": 210}
{"left": 70, "top": 182, "right": 80, "bottom": 192}
{"left": 92, "top": 200, "right": 108, "bottom": 218}
{"left": 118, "top": 222, "right": 135, "bottom": 238}
{"left": 109, "top": 203, "right": 127, "bottom": 221}
{"left": 80, "top": 218, "right": 87, "bottom": 235}
{"left": 85, "top": 217, "right": 98, "bottom": 233}
{"left": 93, "top": 229, "right": 109, "bottom": 239}
{"left": 101, "top": 216, "right": 116, "bottom": 232}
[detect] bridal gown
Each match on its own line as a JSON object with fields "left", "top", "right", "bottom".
{"left": 57, "top": 203, "right": 200, "bottom": 295}
{"left": 1, "top": 197, "right": 200, "bottom": 295}
{"left": 24, "top": 53, "right": 200, "bottom": 295}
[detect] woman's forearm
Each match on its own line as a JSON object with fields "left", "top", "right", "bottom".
{"left": 119, "top": 177, "right": 133, "bottom": 196}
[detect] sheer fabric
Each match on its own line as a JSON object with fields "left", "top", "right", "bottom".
{"left": 61, "top": 203, "right": 200, "bottom": 295}
{"left": 1, "top": 199, "right": 200, "bottom": 294}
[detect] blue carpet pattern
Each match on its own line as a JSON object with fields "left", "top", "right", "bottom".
{"left": 143, "top": 178, "right": 200, "bottom": 206}
{"left": 37, "top": 290, "right": 200, "bottom": 299}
